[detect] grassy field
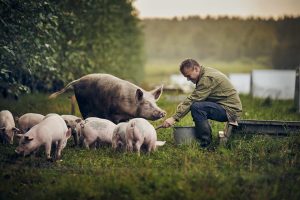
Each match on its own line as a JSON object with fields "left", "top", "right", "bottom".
{"left": 0, "top": 92, "right": 299, "bottom": 200}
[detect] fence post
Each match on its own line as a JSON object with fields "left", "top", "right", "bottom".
{"left": 70, "top": 95, "right": 76, "bottom": 115}
{"left": 295, "top": 66, "right": 300, "bottom": 113}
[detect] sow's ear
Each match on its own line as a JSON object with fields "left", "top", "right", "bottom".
{"left": 151, "top": 85, "right": 163, "bottom": 101}
{"left": 135, "top": 89, "right": 144, "bottom": 102}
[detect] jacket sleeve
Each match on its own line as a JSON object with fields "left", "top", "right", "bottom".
{"left": 172, "top": 77, "right": 214, "bottom": 121}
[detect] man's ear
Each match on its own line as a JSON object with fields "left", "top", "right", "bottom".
{"left": 194, "top": 66, "right": 200, "bottom": 73}
{"left": 150, "top": 85, "right": 163, "bottom": 101}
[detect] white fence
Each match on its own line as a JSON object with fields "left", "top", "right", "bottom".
{"left": 295, "top": 67, "right": 300, "bottom": 112}
{"left": 251, "top": 70, "right": 296, "bottom": 100}
{"left": 229, "top": 73, "right": 251, "bottom": 94}
{"left": 169, "top": 70, "right": 296, "bottom": 101}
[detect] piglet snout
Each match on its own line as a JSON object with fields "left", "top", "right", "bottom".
{"left": 15, "top": 149, "right": 21, "bottom": 154}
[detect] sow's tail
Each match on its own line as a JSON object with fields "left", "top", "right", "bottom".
{"left": 49, "top": 79, "right": 80, "bottom": 99}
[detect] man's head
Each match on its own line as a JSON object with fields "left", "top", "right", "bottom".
{"left": 180, "top": 59, "right": 201, "bottom": 84}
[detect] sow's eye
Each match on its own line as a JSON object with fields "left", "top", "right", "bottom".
{"left": 143, "top": 101, "right": 150, "bottom": 106}
{"left": 143, "top": 101, "right": 152, "bottom": 109}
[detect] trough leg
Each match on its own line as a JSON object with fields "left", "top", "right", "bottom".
{"left": 219, "top": 122, "right": 235, "bottom": 145}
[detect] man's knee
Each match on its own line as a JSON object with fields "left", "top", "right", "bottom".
{"left": 191, "top": 101, "right": 206, "bottom": 113}
{"left": 190, "top": 102, "right": 207, "bottom": 120}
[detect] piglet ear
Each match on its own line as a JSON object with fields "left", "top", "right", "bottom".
{"left": 150, "top": 85, "right": 163, "bottom": 101}
{"left": 75, "top": 118, "right": 82, "bottom": 123}
{"left": 66, "top": 128, "right": 72, "bottom": 139}
{"left": 64, "top": 120, "right": 72, "bottom": 129}
{"left": 16, "top": 134, "right": 24, "bottom": 138}
{"left": 15, "top": 116, "right": 19, "bottom": 122}
{"left": 25, "top": 135, "right": 34, "bottom": 141}
{"left": 12, "top": 127, "right": 20, "bottom": 132}
{"left": 130, "top": 121, "right": 136, "bottom": 128}
{"left": 135, "top": 89, "right": 144, "bottom": 102}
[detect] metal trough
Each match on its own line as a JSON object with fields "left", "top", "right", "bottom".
{"left": 230, "top": 119, "right": 300, "bottom": 136}
{"left": 173, "top": 120, "right": 300, "bottom": 145}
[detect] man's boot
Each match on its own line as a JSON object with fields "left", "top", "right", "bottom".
{"left": 194, "top": 120, "right": 212, "bottom": 148}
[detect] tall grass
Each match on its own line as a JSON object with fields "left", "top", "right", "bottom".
{"left": 0, "top": 92, "right": 299, "bottom": 200}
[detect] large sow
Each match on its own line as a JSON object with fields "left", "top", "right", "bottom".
{"left": 50, "top": 74, "right": 166, "bottom": 123}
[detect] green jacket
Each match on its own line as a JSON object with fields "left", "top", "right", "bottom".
{"left": 172, "top": 66, "right": 242, "bottom": 123}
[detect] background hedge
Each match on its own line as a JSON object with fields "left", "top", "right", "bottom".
{"left": 0, "top": 0, "right": 144, "bottom": 98}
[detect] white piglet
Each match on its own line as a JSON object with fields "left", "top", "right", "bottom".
{"left": 112, "top": 122, "right": 129, "bottom": 151}
{"left": 0, "top": 110, "right": 19, "bottom": 144}
{"left": 16, "top": 113, "right": 45, "bottom": 133}
{"left": 81, "top": 117, "right": 116, "bottom": 149}
{"left": 126, "top": 118, "right": 166, "bottom": 156}
{"left": 15, "top": 115, "right": 71, "bottom": 160}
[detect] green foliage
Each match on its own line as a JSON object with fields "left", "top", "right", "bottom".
{"left": 272, "top": 17, "right": 300, "bottom": 69}
{"left": 0, "top": 93, "right": 300, "bottom": 199}
{"left": 142, "top": 16, "right": 300, "bottom": 70}
{"left": 0, "top": 0, "right": 61, "bottom": 96}
{"left": 0, "top": 0, "right": 144, "bottom": 98}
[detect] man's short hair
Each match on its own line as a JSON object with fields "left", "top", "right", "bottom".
{"left": 179, "top": 59, "right": 200, "bottom": 73}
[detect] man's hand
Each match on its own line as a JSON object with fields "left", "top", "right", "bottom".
{"left": 163, "top": 117, "right": 176, "bottom": 128}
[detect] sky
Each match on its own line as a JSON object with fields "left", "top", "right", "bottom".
{"left": 133, "top": 0, "right": 300, "bottom": 19}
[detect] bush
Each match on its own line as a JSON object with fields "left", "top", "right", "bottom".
{"left": 0, "top": 0, "right": 144, "bottom": 98}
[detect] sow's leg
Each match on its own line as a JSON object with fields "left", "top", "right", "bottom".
{"left": 74, "top": 92, "right": 92, "bottom": 119}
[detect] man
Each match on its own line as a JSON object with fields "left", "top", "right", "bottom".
{"left": 163, "top": 59, "right": 242, "bottom": 147}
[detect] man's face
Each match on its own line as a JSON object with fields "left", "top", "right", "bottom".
{"left": 182, "top": 66, "right": 200, "bottom": 84}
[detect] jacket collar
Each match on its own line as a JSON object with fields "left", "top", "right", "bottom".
{"left": 196, "top": 66, "right": 204, "bottom": 86}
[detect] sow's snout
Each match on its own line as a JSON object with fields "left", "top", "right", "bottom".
{"left": 152, "top": 110, "right": 166, "bottom": 120}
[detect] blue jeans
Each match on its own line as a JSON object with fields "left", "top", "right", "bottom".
{"left": 190, "top": 101, "right": 228, "bottom": 122}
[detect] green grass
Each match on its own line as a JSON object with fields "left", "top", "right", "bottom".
{"left": 0, "top": 92, "right": 299, "bottom": 200}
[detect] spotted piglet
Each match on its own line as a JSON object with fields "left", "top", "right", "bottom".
{"left": 80, "top": 117, "right": 116, "bottom": 149}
